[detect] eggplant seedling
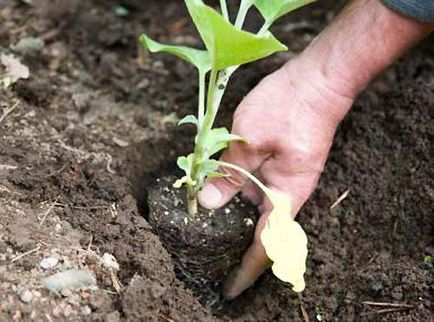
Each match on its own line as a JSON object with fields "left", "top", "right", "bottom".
{"left": 141, "top": 0, "right": 313, "bottom": 293}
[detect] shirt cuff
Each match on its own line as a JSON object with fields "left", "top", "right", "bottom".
{"left": 382, "top": 0, "right": 434, "bottom": 23}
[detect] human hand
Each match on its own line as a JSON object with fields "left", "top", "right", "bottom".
{"left": 196, "top": 0, "right": 434, "bottom": 299}
{"left": 198, "top": 58, "right": 354, "bottom": 300}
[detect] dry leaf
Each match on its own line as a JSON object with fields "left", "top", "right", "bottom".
{"left": 260, "top": 191, "right": 308, "bottom": 292}
{"left": 1, "top": 53, "right": 30, "bottom": 84}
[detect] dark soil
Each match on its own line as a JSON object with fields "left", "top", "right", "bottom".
{"left": 0, "top": 0, "right": 433, "bottom": 321}
{"left": 148, "top": 176, "right": 257, "bottom": 308}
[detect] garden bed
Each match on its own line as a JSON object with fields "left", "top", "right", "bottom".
{"left": 0, "top": 0, "right": 433, "bottom": 321}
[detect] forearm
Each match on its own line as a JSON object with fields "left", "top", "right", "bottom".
{"left": 288, "top": 0, "right": 433, "bottom": 122}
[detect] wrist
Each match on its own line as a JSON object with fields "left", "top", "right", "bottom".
{"left": 279, "top": 56, "right": 355, "bottom": 127}
{"left": 284, "top": 0, "right": 432, "bottom": 122}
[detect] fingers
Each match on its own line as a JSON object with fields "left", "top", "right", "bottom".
{"left": 260, "top": 155, "right": 323, "bottom": 217}
{"left": 223, "top": 223, "right": 271, "bottom": 300}
{"left": 241, "top": 180, "right": 263, "bottom": 206}
{"left": 223, "top": 170, "right": 321, "bottom": 300}
{"left": 198, "top": 140, "right": 265, "bottom": 209}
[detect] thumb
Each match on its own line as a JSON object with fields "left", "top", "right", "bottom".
{"left": 198, "top": 140, "right": 265, "bottom": 209}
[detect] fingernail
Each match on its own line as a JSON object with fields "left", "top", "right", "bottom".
{"left": 198, "top": 183, "right": 223, "bottom": 209}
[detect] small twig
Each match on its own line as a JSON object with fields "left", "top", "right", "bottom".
{"left": 11, "top": 245, "right": 41, "bottom": 263}
{"left": 106, "top": 154, "right": 116, "bottom": 174}
{"left": 44, "top": 313, "right": 53, "bottom": 322}
{"left": 109, "top": 203, "right": 118, "bottom": 218}
{"left": 40, "top": 29, "right": 60, "bottom": 42}
{"left": 39, "top": 196, "right": 60, "bottom": 225}
{"left": 330, "top": 189, "right": 351, "bottom": 210}
{"left": 362, "top": 301, "right": 414, "bottom": 308}
{"left": 298, "top": 293, "right": 311, "bottom": 322}
{"left": 87, "top": 235, "right": 93, "bottom": 252}
{"left": 0, "top": 184, "right": 10, "bottom": 193}
{"left": 110, "top": 272, "right": 124, "bottom": 294}
{"left": 0, "top": 164, "right": 17, "bottom": 171}
{"left": 54, "top": 203, "right": 109, "bottom": 210}
{"left": 0, "top": 101, "right": 20, "bottom": 124}
{"left": 45, "top": 164, "right": 67, "bottom": 178}
{"left": 357, "top": 253, "right": 378, "bottom": 273}
{"left": 361, "top": 307, "right": 413, "bottom": 316}
{"left": 159, "top": 314, "right": 175, "bottom": 322}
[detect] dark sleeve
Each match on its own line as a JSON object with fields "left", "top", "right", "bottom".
{"left": 382, "top": 0, "right": 434, "bottom": 22}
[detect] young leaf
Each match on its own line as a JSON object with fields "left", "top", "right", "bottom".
{"left": 198, "top": 159, "right": 219, "bottom": 174}
{"left": 203, "top": 127, "right": 247, "bottom": 158}
{"left": 178, "top": 114, "right": 198, "bottom": 126}
{"left": 194, "top": 159, "right": 223, "bottom": 187}
{"left": 139, "top": 34, "right": 211, "bottom": 73}
{"left": 185, "top": 0, "right": 287, "bottom": 70}
{"left": 177, "top": 154, "right": 194, "bottom": 175}
{"left": 254, "top": 0, "right": 315, "bottom": 24}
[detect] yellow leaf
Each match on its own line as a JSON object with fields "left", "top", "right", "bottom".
{"left": 260, "top": 191, "right": 308, "bottom": 292}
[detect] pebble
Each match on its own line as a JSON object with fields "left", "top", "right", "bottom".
{"left": 63, "top": 304, "right": 73, "bottom": 317}
{"left": 40, "top": 257, "right": 58, "bottom": 270}
{"left": 370, "top": 281, "right": 383, "bottom": 294}
{"left": 391, "top": 287, "right": 403, "bottom": 300}
{"left": 105, "top": 311, "right": 121, "bottom": 322}
{"left": 81, "top": 305, "right": 92, "bottom": 315}
{"left": 102, "top": 253, "right": 120, "bottom": 271}
{"left": 19, "top": 289, "right": 33, "bottom": 303}
{"left": 244, "top": 218, "right": 254, "bottom": 226}
{"left": 61, "top": 289, "right": 72, "bottom": 297}
{"left": 43, "top": 269, "right": 96, "bottom": 292}
{"left": 12, "top": 37, "right": 44, "bottom": 55}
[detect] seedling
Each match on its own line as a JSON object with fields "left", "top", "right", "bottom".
{"left": 141, "top": 0, "right": 313, "bottom": 293}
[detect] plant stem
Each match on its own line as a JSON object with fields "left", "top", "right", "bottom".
{"left": 187, "top": 68, "right": 219, "bottom": 215}
{"left": 235, "top": 0, "right": 253, "bottom": 29}
{"left": 187, "top": 185, "right": 198, "bottom": 215}
{"left": 185, "top": 15, "right": 273, "bottom": 216}
{"left": 198, "top": 71, "right": 206, "bottom": 129}
{"left": 205, "top": 68, "right": 218, "bottom": 131}
{"left": 220, "top": 0, "right": 229, "bottom": 21}
{"left": 258, "top": 20, "right": 272, "bottom": 36}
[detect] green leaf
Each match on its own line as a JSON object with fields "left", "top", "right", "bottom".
{"left": 424, "top": 255, "right": 433, "bottom": 265}
{"left": 185, "top": 0, "right": 287, "bottom": 70}
{"left": 178, "top": 114, "right": 198, "bottom": 126}
{"left": 194, "top": 160, "right": 220, "bottom": 187}
{"left": 254, "top": 0, "right": 315, "bottom": 24}
{"left": 203, "top": 127, "right": 247, "bottom": 158}
{"left": 177, "top": 154, "right": 194, "bottom": 175}
{"left": 207, "top": 171, "right": 230, "bottom": 178}
{"left": 198, "top": 160, "right": 219, "bottom": 174}
{"left": 139, "top": 34, "right": 212, "bottom": 73}
{"left": 208, "top": 141, "right": 228, "bottom": 157}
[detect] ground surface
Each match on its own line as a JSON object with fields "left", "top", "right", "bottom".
{"left": 0, "top": 1, "right": 433, "bottom": 321}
